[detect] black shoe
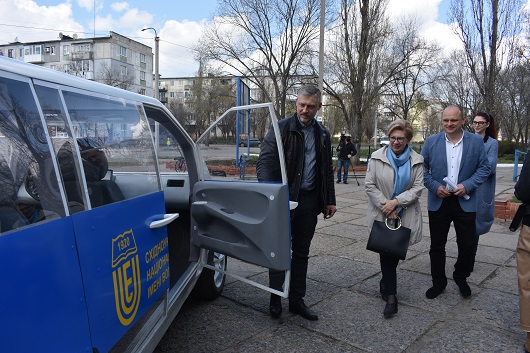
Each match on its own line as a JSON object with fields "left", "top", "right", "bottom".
{"left": 336, "top": 180, "right": 341, "bottom": 183}
{"left": 455, "top": 280, "right": 471, "bottom": 298}
{"left": 379, "top": 280, "right": 388, "bottom": 302}
{"left": 343, "top": 181, "right": 348, "bottom": 184}
{"left": 269, "top": 295, "right": 282, "bottom": 318}
{"left": 383, "top": 295, "right": 398, "bottom": 319}
{"left": 289, "top": 301, "right": 318, "bottom": 321}
{"left": 426, "top": 285, "right": 446, "bottom": 299}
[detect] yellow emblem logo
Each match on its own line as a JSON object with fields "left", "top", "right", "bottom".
{"left": 112, "top": 229, "right": 141, "bottom": 326}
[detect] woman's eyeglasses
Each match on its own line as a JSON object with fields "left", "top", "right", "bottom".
{"left": 389, "top": 136, "right": 406, "bottom": 143}
{"left": 472, "top": 121, "right": 487, "bottom": 126}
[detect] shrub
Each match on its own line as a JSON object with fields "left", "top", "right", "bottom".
{"left": 498, "top": 140, "right": 520, "bottom": 156}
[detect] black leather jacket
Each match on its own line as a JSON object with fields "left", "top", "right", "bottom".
{"left": 256, "top": 113, "right": 336, "bottom": 216}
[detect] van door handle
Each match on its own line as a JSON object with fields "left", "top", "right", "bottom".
{"left": 149, "top": 213, "right": 180, "bottom": 229}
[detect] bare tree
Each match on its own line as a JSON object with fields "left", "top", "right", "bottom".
{"left": 324, "top": 0, "right": 436, "bottom": 157}
{"left": 198, "top": 0, "right": 322, "bottom": 118}
{"left": 96, "top": 62, "right": 135, "bottom": 91}
{"left": 499, "top": 56, "right": 530, "bottom": 144}
{"left": 449, "top": 0, "right": 524, "bottom": 119}
{"left": 185, "top": 62, "right": 237, "bottom": 140}
{"left": 324, "top": 0, "right": 391, "bottom": 153}
{"left": 383, "top": 18, "right": 443, "bottom": 124}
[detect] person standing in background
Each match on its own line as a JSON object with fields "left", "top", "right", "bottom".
{"left": 421, "top": 105, "right": 489, "bottom": 299}
{"left": 471, "top": 112, "right": 498, "bottom": 271}
{"left": 257, "top": 85, "right": 336, "bottom": 321}
{"left": 336, "top": 136, "right": 357, "bottom": 184}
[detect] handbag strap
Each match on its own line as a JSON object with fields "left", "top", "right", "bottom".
{"left": 387, "top": 207, "right": 403, "bottom": 229}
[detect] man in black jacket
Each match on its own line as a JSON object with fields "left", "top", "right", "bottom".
{"left": 336, "top": 135, "right": 357, "bottom": 184}
{"left": 515, "top": 152, "right": 530, "bottom": 353}
{"left": 257, "top": 85, "right": 336, "bottom": 321}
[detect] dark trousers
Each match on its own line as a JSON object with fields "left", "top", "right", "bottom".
{"left": 270, "top": 189, "right": 319, "bottom": 304}
{"left": 428, "top": 196, "right": 476, "bottom": 287}
{"left": 380, "top": 254, "right": 399, "bottom": 295}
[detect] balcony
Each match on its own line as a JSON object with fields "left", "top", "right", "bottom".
{"left": 72, "top": 52, "right": 93, "bottom": 60}
{"left": 24, "top": 54, "right": 44, "bottom": 64}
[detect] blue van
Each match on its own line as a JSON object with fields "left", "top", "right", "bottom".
{"left": 0, "top": 57, "right": 292, "bottom": 353}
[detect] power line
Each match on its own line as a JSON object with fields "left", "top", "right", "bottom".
{"left": 0, "top": 23, "right": 107, "bottom": 38}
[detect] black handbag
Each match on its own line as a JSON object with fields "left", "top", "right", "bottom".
{"left": 366, "top": 217, "right": 411, "bottom": 260}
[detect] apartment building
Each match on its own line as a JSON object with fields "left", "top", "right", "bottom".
{"left": 159, "top": 75, "right": 239, "bottom": 106}
{"left": 0, "top": 31, "right": 154, "bottom": 97}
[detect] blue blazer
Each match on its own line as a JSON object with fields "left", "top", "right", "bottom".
{"left": 421, "top": 130, "right": 490, "bottom": 212}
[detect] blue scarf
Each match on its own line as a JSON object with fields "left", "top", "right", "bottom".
{"left": 386, "top": 146, "right": 411, "bottom": 199}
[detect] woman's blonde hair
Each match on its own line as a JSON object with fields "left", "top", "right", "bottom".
{"left": 387, "top": 119, "right": 413, "bottom": 141}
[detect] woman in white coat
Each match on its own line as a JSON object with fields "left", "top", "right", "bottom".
{"left": 365, "top": 119, "right": 424, "bottom": 318}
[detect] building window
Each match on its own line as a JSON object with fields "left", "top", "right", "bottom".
{"left": 140, "top": 88, "right": 146, "bottom": 95}
{"left": 45, "top": 46, "right": 50, "bottom": 53}
{"left": 63, "top": 64, "right": 69, "bottom": 72}
{"left": 81, "top": 60, "right": 89, "bottom": 72}
{"left": 19, "top": 49, "right": 23, "bottom": 57}
{"left": 7, "top": 49, "right": 13, "bottom": 58}
{"left": 34, "top": 46, "right": 41, "bottom": 55}
{"left": 140, "top": 53, "right": 146, "bottom": 63}
{"left": 120, "top": 46, "right": 127, "bottom": 57}
{"left": 50, "top": 65, "right": 57, "bottom": 70}
{"left": 24, "top": 48, "right": 30, "bottom": 55}
{"left": 121, "top": 66, "right": 128, "bottom": 76}
{"left": 140, "top": 71, "right": 146, "bottom": 80}
{"left": 50, "top": 46, "right": 55, "bottom": 55}
{"left": 63, "top": 45, "right": 70, "bottom": 55}
{"left": 75, "top": 44, "right": 91, "bottom": 52}
{"left": 170, "top": 92, "right": 175, "bottom": 98}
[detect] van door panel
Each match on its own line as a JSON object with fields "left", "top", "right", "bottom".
{"left": 71, "top": 192, "right": 170, "bottom": 353}
{"left": 192, "top": 181, "right": 291, "bottom": 271}
{"left": 0, "top": 218, "right": 92, "bottom": 352}
{"left": 191, "top": 103, "right": 292, "bottom": 276}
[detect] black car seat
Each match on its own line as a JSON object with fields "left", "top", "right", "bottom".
{"left": 0, "top": 155, "right": 29, "bottom": 232}
{"left": 58, "top": 138, "right": 125, "bottom": 209}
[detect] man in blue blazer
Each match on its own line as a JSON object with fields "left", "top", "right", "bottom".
{"left": 421, "top": 105, "right": 490, "bottom": 299}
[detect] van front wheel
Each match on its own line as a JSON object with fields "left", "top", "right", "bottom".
{"left": 192, "top": 251, "right": 227, "bottom": 300}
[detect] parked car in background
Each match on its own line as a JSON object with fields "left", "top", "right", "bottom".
{"left": 0, "top": 57, "right": 292, "bottom": 353}
{"left": 380, "top": 136, "right": 390, "bottom": 147}
{"left": 239, "top": 138, "right": 261, "bottom": 147}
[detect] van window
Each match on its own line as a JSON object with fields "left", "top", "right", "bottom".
{"left": 34, "top": 84, "right": 86, "bottom": 214}
{"left": 60, "top": 90, "right": 160, "bottom": 208}
{"left": 0, "top": 76, "right": 65, "bottom": 234}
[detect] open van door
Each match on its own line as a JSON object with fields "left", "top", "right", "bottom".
{"left": 191, "top": 103, "right": 293, "bottom": 297}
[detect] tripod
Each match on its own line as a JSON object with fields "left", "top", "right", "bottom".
{"left": 350, "top": 164, "right": 360, "bottom": 186}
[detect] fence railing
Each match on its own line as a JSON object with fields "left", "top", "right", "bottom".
{"left": 514, "top": 149, "right": 527, "bottom": 181}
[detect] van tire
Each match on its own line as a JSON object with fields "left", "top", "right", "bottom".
{"left": 192, "top": 251, "right": 227, "bottom": 300}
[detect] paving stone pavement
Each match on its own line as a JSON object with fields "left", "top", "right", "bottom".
{"left": 156, "top": 165, "right": 526, "bottom": 353}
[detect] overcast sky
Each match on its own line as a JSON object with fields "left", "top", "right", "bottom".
{"left": 0, "top": 0, "right": 526, "bottom": 77}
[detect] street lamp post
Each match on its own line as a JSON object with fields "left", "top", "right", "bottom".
{"left": 142, "top": 27, "right": 160, "bottom": 149}
{"left": 142, "top": 27, "right": 159, "bottom": 101}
